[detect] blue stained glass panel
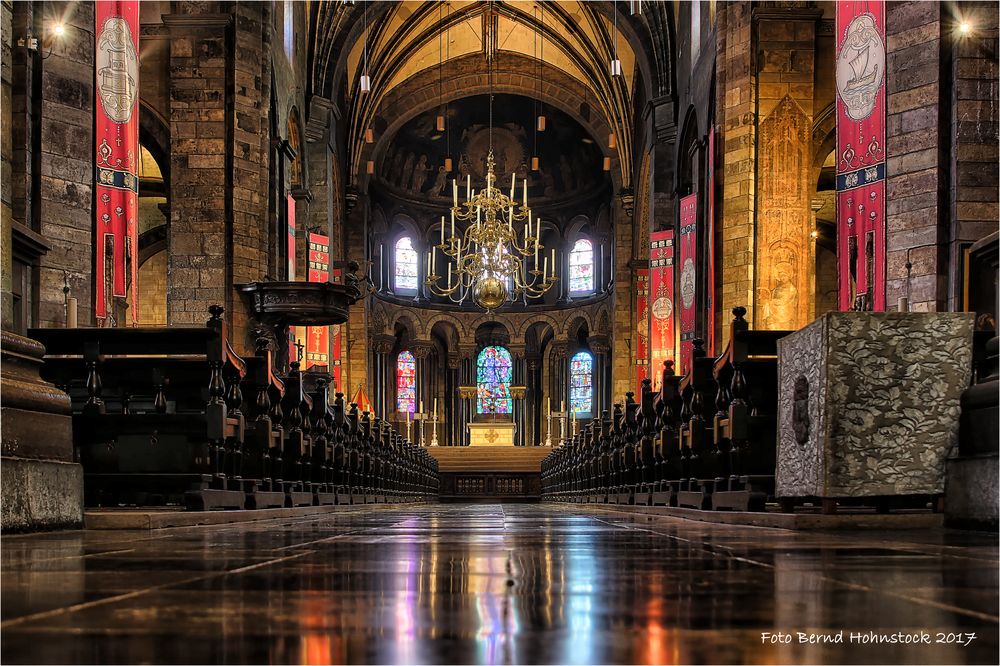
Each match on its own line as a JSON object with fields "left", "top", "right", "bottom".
{"left": 476, "top": 346, "right": 512, "bottom": 414}
{"left": 569, "top": 350, "right": 593, "bottom": 414}
{"left": 395, "top": 236, "right": 419, "bottom": 291}
{"left": 397, "top": 350, "right": 416, "bottom": 413}
{"left": 569, "top": 238, "right": 595, "bottom": 293}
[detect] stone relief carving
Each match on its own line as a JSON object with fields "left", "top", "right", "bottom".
{"left": 757, "top": 96, "right": 811, "bottom": 331}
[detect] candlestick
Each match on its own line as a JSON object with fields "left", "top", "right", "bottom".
{"left": 451, "top": 210, "right": 456, "bottom": 237}
{"left": 523, "top": 179, "right": 527, "bottom": 206}
{"left": 66, "top": 297, "right": 78, "bottom": 328}
{"left": 440, "top": 216, "right": 445, "bottom": 244}
{"left": 453, "top": 179, "right": 458, "bottom": 207}
{"left": 510, "top": 172, "right": 516, "bottom": 200}
{"left": 467, "top": 174, "right": 471, "bottom": 199}
{"left": 434, "top": 397, "right": 438, "bottom": 414}
{"left": 543, "top": 257, "right": 548, "bottom": 280}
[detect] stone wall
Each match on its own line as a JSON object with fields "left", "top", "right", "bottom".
{"left": 37, "top": 1, "right": 94, "bottom": 327}
{"left": 715, "top": 1, "right": 756, "bottom": 342}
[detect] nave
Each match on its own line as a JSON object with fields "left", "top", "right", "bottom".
{"left": 2, "top": 504, "right": 997, "bottom": 665}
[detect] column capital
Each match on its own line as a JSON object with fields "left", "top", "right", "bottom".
{"left": 408, "top": 342, "right": 434, "bottom": 360}
{"left": 369, "top": 334, "right": 395, "bottom": 355}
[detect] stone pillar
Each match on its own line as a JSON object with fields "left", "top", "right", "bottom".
{"left": 344, "top": 190, "right": 367, "bottom": 393}
{"left": 947, "top": 2, "right": 999, "bottom": 310}
{"left": 36, "top": 1, "right": 95, "bottom": 327}
{"left": 885, "top": 1, "right": 948, "bottom": 312}
{"left": 526, "top": 355, "right": 540, "bottom": 446}
{"left": 715, "top": 1, "right": 756, "bottom": 342}
{"left": 611, "top": 190, "right": 634, "bottom": 400}
{"left": 590, "top": 335, "right": 611, "bottom": 417}
{"left": 753, "top": 7, "right": 819, "bottom": 331}
{"left": 1, "top": 332, "right": 82, "bottom": 531}
{"left": 1, "top": 1, "right": 14, "bottom": 329}
{"left": 291, "top": 188, "right": 312, "bottom": 282}
{"left": 446, "top": 353, "right": 461, "bottom": 446}
{"left": 369, "top": 334, "right": 394, "bottom": 417}
{"left": 164, "top": 11, "right": 231, "bottom": 327}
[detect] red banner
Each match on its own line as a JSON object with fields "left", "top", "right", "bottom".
{"left": 94, "top": 1, "right": 140, "bottom": 323}
{"left": 649, "top": 230, "right": 674, "bottom": 391}
{"left": 706, "top": 126, "right": 716, "bottom": 355}
{"left": 635, "top": 268, "right": 649, "bottom": 394}
{"left": 836, "top": 1, "right": 886, "bottom": 311}
{"left": 305, "top": 233, "right": 330, "bottom": 372}
{"left": 678, "top": 194, "right": 698, "bottom": 374}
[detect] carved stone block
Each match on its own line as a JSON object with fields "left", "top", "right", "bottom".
{"left": 776, "top": 312, "right": 974, "bottom": 498}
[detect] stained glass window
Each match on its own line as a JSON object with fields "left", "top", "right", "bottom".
{"left": 394, "top": 236, "right": 419, "bottom": 292}
{"left": 397, "top": 350, "right": 416, "bottom": 413}
{"left": 569, "top": 350, "right": 594, "bottom": 414}
{"left": 569, "top": 238, "right": 595, "bottom": 293}
{"left": 476, "top": 346, "right": 512, "bottom": 414}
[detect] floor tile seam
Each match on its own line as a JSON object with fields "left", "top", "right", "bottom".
{"left": 0, "top": 514, "right": 420, "bottom": 630}
{"left": 570, "top": 506, "right": 996, "bottom": 563}
{"left": 0, "top": 548, "right": 139, "bottom": 566}
{"left": 595, "top": 517, "right": 1000, "bottom": 625}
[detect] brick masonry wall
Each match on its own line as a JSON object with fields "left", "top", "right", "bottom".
{"left": 37, "top": 1, "right": 94, "bottom": 327}
{"left": 166, "top": 12, "right": 229, "bottom": 327}
{"left": 949, "top": 1, "right": 999, "bottom": 310}
{"left": 715, "top": 1, "right": 756, "bottom": 343}
{"left": 137, "top": 251, "right": 167, "bottom": 324}
{"left": 885, "top": 1, "right": 950, "bottom": 312}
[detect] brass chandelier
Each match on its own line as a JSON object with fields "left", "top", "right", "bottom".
{"left": 425, "top": 152, "right": 557, "bottom": 311}
{"left": 424, "top": 20, "right": 558, "bottom": 312}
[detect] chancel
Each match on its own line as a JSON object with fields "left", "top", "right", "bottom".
{"left": 1, "top": 1, "right": 998, "bottom": 665}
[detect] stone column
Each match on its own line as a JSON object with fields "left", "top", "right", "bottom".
{"left": 446, "top": 353, "right": 461, "bottom": 446}
{"left": 753, "top": 6, "right": 819, "bottom": 331}
{"left": 344, "top": 189, "right": 367, "bottom": 392}
{"left": 164, "top": 11, "right": 231, "bottom": 327}
{"left": 409, "top": 341, "right": 433, "bottom": 444}
{"left": 36, "top": 1, "right": 95, "bottom": 327}
{"left": 526, "top": 355, "right": 541, "bottom": 446}
{"left": 590, "top": 335, "right": 611, "bottom": 416}
{"left": 715, "top": 1, "right": 756, "bottom": 342}
{"left": 369, "top": 334, "right": 394, "bottom": 417}
{"left": 291, "top": 187, "right": 312, "bottom": 281}
{"left": 611, "top": 190, "right": 635, "bottom": 400}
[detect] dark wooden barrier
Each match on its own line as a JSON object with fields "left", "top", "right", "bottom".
{"left": 30, "top": 307, "right": 438, "bottom": 510}
{"left": 541, "top": 306, "right": 789, "bottom": 513}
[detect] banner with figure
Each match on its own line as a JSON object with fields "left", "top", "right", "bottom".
{"left": 305, "top": 233, "right": 330, "bottom": 372}
{"left": 94, "top": 0, "right": 140, "bottom": 323}
{"left": 648, "top": 230, "right": 674, "bottom": 390}
{"left": 678, "top": 194, "right": 698, "bottom": 373}
{"left": 836, "top": 1, "right": 887, "bottom": 311}
{"left": 635, "top": 268, "right": 649, "bottom": 394}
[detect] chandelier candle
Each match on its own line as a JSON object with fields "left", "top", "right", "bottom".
{"left": 425, "top": 151, "right": 558, "bottom": 310}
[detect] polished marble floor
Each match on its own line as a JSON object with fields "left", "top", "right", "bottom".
{"left": 1, "top": 504, "right": 997, "bottom": 665}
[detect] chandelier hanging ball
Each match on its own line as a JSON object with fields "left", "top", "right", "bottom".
{"left": 473, "top": 276, "right": 508, "bottom": 311}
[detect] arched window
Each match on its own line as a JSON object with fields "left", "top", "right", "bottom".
{"left": 396, "top": 350, "right": 416, "bottom": 413}
{"left": 569, "top": 350, "right": 594, "bottom": 414}
{"left": 394, "top": 236, "right": 419, "bottom": 292}
{"left": 476, "top": 346, "right": 512, "bottom": 414}
{"left": 569, "top": 238, "right": 595, "bottom": 294}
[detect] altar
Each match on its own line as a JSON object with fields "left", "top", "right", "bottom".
{"left": 467, "top": 422, "right": 517, "bottom": 447}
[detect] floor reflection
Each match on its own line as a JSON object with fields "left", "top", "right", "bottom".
{"left": 1, "top": 504, "right": 996, "bottom": 665}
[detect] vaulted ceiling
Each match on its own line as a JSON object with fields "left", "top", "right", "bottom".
{"left": 311, "top": 1, "right": 675, "bottom": 191}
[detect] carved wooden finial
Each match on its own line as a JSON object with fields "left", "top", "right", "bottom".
{"left": 208, "top": 304, "right": 225, "bottom": 320}
{"left": 732, "top": 306, "right": 747, "bottom": 322}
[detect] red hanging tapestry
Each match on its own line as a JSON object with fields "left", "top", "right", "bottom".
{"left": 305, "top": 233, "right": 330, "bottom": 372}
{"left": 836, "top": 0, "right": 887, "bottom": 311}
{"left": 678, "top": 194, "right": 698, "bottom": 374}
{"left": 94, "top": 1, "right": 140, "bottom": 323}
{"left": 649, "top": 230, "right": 675, "bottom": 390}
{"left": 635, "top": 267, "right": 649, "bottom": 394}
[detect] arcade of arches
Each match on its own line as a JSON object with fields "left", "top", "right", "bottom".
{"left": 0, "top": 1, "right": 998, "bottom": 664}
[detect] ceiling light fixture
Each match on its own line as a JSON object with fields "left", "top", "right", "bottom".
{"left": 359, "top": 0, "right": 371, "bottom": 93}
{"left": 611, "top": 0, "right": 622, "bottom": 77}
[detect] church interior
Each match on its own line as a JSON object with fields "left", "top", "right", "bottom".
{"left": 1, "top": 0, "right": 999, "bottom": 664}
